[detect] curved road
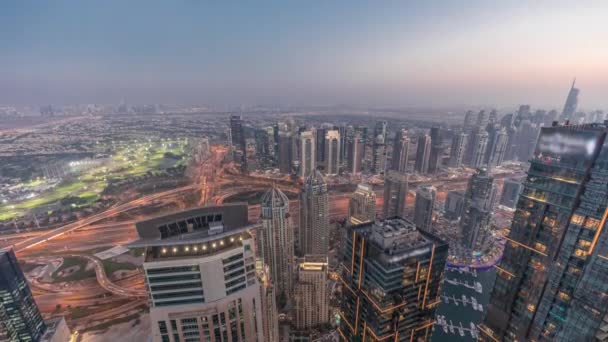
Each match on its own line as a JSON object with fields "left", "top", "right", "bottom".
{"left": 72, "top": 254, "right": 147, "bottom": 298}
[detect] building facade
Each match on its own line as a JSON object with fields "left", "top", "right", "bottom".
{"left": 460, "top": 168, "right": 495, "bottom": 251}
{"left": 299, "top": 130, "right": 316, "bottom": 178}
{"left": 391, "top": 129, "right": 410, "bottom": 173}
{"left": 383, "top": 171, "right": 408, "bottom": 219}
{"left": 294, "top": 255, "right": 329, "bottom": 331}
{"left": 449, "top": 132, "right": 468, "bottom": 168}
{"left": 324, "top": 130, "right": 341, "bottom": 175}
{"left": 414, "top": 134, "right": 432, "bottom": 174}
{"left": 338, "top": 218, "right": 448, "bottom": 341}
{"left": 299, "top": 171, "right": 330, "bottom": 256}
{"left": 348, "top": 183, "right": 377, "bottom": 225}
{"left": 414, "top": 185, "right": 436, "bottom": 232}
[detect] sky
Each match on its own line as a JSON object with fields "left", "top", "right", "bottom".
{"left": 1, "top": 0, "right": 607, "bottom": 109}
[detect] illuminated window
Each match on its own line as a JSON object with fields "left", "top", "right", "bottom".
{"left": 527, "top": 304, "right": 536, "bottom": 312}
{"left": 577, "top": 239, "right": 591, "bottom": 248}
{"left": 574, "top": 249, "right": 588, "bottom": 258}
{"left": 584, "top": 218, "right": 600, "bottom": 230}
{"left": 534, "top": 243, "right": 547, "bottom": 252}
{"left": 570, "top": 214, "right": 584, "bottom": 225}
{"left": 557, "top": 291, "right": 571, "bottom": 301}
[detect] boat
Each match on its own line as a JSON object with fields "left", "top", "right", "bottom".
{"left": 458, "top": 323, "right": 465, "bottom": 337}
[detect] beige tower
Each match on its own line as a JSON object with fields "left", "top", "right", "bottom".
{"left": 298, "top": 171, "right": 329, "bottom": 256}
{"left": 294, "top": 255, "right": 329, "bottom": 330}
{"left": 348, "top": 183, "right": 377, "bottom": 225}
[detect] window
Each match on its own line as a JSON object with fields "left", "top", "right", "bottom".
{"left": 570, "top": 214, "right": 584, "bottom": 225}
{"left": 584, "top": 218, "right": 600, "bottom": 230}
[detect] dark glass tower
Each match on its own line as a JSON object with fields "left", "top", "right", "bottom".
{"left": 0, "top": 248, "right": 46, "bottom": 342}
{"left": 338, "top": 218, "right": 447, "bottom": 341}
{"left": 481, "top": 122, "right": 608, "bottom": 341}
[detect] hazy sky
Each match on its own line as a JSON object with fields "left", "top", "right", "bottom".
{"left": 2, "top": 0, "right": 607, "bottom": 108}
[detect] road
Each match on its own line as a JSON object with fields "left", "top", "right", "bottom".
{"left": 72, "top": 254, "right": 147, "bottom": 298}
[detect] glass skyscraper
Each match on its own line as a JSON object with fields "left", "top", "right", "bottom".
{"left": 0, "top": 248, "right": 46, "bottom": 342}
{"left": 481, "top": 122, "right": 608, "bottom": 341}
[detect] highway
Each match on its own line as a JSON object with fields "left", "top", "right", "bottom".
{"left": 72, "top": 254, "right": 147, "bottom": 298}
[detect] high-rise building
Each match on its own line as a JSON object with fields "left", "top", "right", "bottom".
{"left": 499, "top": 180, "right": 522, "bottom": 209}
{"left": 514, "top": 119, "right": 540, "bottom": 162}
{"left": 128, "top": 205, "right": 264, "bottom": 342}
{"left": 460, "top": 168, "right": 495, "bottom": 250}
{"left": 383, "top": 171, "right": 408, "bottom": 218}
{"left": 0, "top": 248, "right": 46, "bottom": 342}
{"left": 414, "top": 134, "right": 432, "bottom": 174}
{"left": 230, "top": 115, "right": 248, "bottom": 172}
{"left": 294, "top": 255, "right": 329, "bottom": 331}
{"left": 315, "top": 127, "right": 327, "bottom": 165}
{"left": 463, "top": 110, "right": 476, "bottom": 130}
{"left": 444, "top": 190, "right": 465, "bottom": 221}
{"left": 449, "top": 132, "right": 468, "bottom": 168}
{"left": 372, "top": 121, "right": 388, "bottom": 174}
{"left": 481, "top": 122, "right": 608, "bottom": 342}
{"left": 468, "top": 130, "right": 489, "bottom": 168}
{"left": 338, "top": 218, "right": 448, "bottom": 341}
{"left": 348, "top": 183, "right": 377, "bottom": 225}
{"left": 560, "top": 78, "right": 580, "bottom": 122}
{"left": 477, "top": 110, "right": 488, "bottom": 128}
{"left": 324, "top": 130, "right": 340, "bottom": 175}
{"left": 428, "top": 127, "right": 443, "bottom": 173}
{"left": 391, "top": 128, "right": 410, "bottom": 172}
{"left": 299, "top": 171, "right": 329, "bottom": 256}
{"left": 489, "top": 109, "right": 498, "bottom": 125}
{"left": 485, "top": 126, "right": 509, "bottom": 168}
{"left": 254, "top": 128, "right": 274, "bottom": 168}
{"left": 257, "top": 265, "right": 279, "bottom": 342}
{"left": 258, "top": 187, "right": 295, "bottom": 297}
{"left": 346, "top": 130, "right": 364, "bottom": 174}
{"left": 414, "top": 185, "right": 436, "bottom": 232}
{"left": 299, "top": 130, "right": 316, "bottom": 178}
{"left": 278, "top": 128, "right": 296, "bottom": 175}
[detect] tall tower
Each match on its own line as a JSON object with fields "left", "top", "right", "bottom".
{"left": 324, "top": 130, "right": 341, "bottom": 175}
{"left": 485, "top": 126, "right": 509, "bottom": 168}
{"left": 560, "top": 78, "right": 580, "bottom": 121}
{"left": 257, "top": 265, "right": 279, "bottom": 342}
{"left": 383, "top": 171, "right": 408, "bottom": 218}
{"left": 348, "top": 183, "right": 377, "bottom": 225}
{"left": 294, "top": 255, "right": 329, "bottom": 331}
{"left": 460, "top": 168, "right": 495, "bottom": 250}
{"left": 414, "top": 185, "right": 436, "bottom": 232}
{"left": 391, "top": 129, "right": 410, "bottom": 173}
{"left": 278, "top": 124, "right": 295, "bottom": 175}
{"left": 372, "top": 121, "right": 388, "bottom": 174}
{"left": 449, "top": 132, "right": 468, "bottom": 168}
{"left": 414, "top": 134, "right": 432, "bottom": 174}
{"left": 339, "top": 218, "right": 448, "bottom": 341}
{"left": 481, "top": 122, "right": 608, "bottom": 342}
{"left": 468, "top": 130, "right": 489, "bottom": 168}
{"left": 129, "top": 205, "right": 264, "bottom": 342}
{"left": 0, "top": 248, "right": 46, "bottom": 342}
{"left": 230, "top": 115, "right": 248, "bottom": 172}
{"left": 259, "top": 187, "right": 295, "bottom": 297}
{"left": 428, "top": 127, "right": 443, "bottom": 173}
{"left": 299, "top": 130, "right": 316, "bottom": 178}
{"left": 346, "top": 130, "right": 364, "bottom": 174}
{"left": 299, "top": 171, "right": 330, "bottom": 256}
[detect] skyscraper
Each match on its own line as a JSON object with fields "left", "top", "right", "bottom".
{"left": 391, "top": 128, "right": 410, "bottom": 172}
{"left": 372, "top": 120, "right": 388, "bottom": 174}
{"left": 230, "top": 115, "right": 248, "bottom": 172}
{"left": 414, "top": 185, "right": 436, "bottom": 232}
{"left": 315, "top": 127, "right": 327, "bottom": 165}
{"left": 324, "top": 129, "right": 340, "bottom": 175}
{"left": 338, "top": 218, "right": 448, "bottom": 341}
{"left": 463, "top": 110, "right": 476, "bottom": 130}
{"left": 460, "top": 168, "right": 495, "bottom": 250}
{"left": 0, "top": 248, "right": 46, "bottom": 342}
{"left": 468, "top": 130, "right": 489, "bottom": 168}
{"left": 346, "top": 130, "right": 364, "bottom": 174}
{"left": 257, "top": 265, "right": 279, "bottom": 342}
{"left": 485, "top": 126, "right": 509, "bottom": 168}
{"left": 278, "top": 126, "right": 296, "bottom": 175}
{"left": 299, "top": 171, "right": 330, "bottom": 256}
{"left": 348, "top": 183, "right": 377, "bottom": 225}
{"left": 127, "top": 205, "right": 264, "bottom": 342}
{"left": 258, "top": 187, "right": 295, "bottom": 297}
{"left": 499, "top": 179, "right": 522, "bottom": 209}
{"left": 444, "top": 190, "right": 465, "bottom": 221}
{"left": 449, "top": 132, "right": 468, "bottom": 168}
{"left": 428, "top": 127, "right": 443, "bottom": 173}
{"left": 383, "top": 170, "right": 408, "bottom": 218}
{"left": 414, "top": 134, "right": 431, "bottom": 174}
{"left": 294, "top": 255, "right": 329, "bottom": 331}
{"left": 481, "top": 122, "right": 608, "bottom": 342}
{"left": 299, "top": 130, "right": 316, "bottom": 178}
{"left": 560, "top": 78, "right": 580, "bottom": 122}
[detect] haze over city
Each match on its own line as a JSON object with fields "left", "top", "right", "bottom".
{"left": 2, "top": 0, "right": 608, "bottom": 108}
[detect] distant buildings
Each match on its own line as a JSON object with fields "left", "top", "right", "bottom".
{"left": 258, "top": 187, "right": 295, "bottom": 297}
{"left": 324, "top": 130, "right": 340, "bottom": 176}
{"left": 129, "top": 205, "right": 264, "bottom": 342}
{"left": 339, "top": 218, "right": 448, "bottom": 341}
{"left": 372, "top": 121, "right": 388, "bottom": 174}
{"left": 382, "top": 171, "right": 408, "bottom": 218}
{"left": 293, "top": 255, "right": 329, "bottom": 331}
{"left": 482, "top": 122, "right": 608, "bottom": 341}
{"left": 348, "top": 183, "right": 376, "bottom": 225}
{"left": 299, "top": 171, "right": 330, "bottom": 256}
{"left": 0, "top": 248, "right": 46, "bottom": 342}
{"left": 299, "top": 130, "right": 316, "bottom": 178}
{"left": 414, "top": 134, "right": 431, "bottom": 174}
{"left": 485, "top": 125, "right": 509, "bottom": 168}
{"left": 560, "top": 78, "right": 580, "bottom": 122}
{"left": 278, "top": 122, "right": 296, "bottom": 175}
{"left": 346, "top": 129, "right": 364, "bottom": 174}
{"left": 230, "top": 115, "right": 248, "bottom": 172}
{"left": 460, "top": 168, "right": 495, "bottom": 251}
{"left": 391, "top": 128, "right": 410, "bottom": 173}
{"left": 468, "top": 130, "right": 489, "bottom": 168}
{"left": 428, "top": 127, "right": 443, "bottom": 173}
{"left": 414, "top": 185, "right": 436, "bottom": 232}
{"left": 449, "top": 132, "right": 468, "bottom": 168}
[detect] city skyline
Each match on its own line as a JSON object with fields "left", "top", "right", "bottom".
{"left": 2, "top": 1, "right": 608, "bottom": 108}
